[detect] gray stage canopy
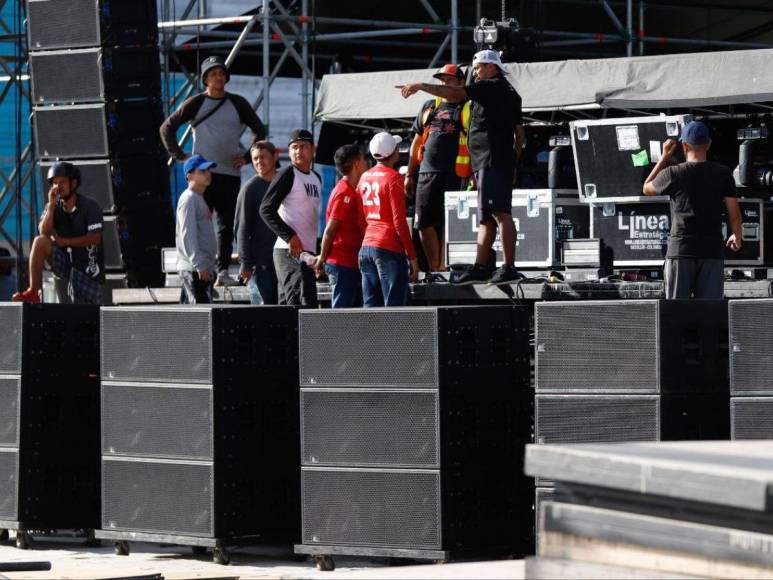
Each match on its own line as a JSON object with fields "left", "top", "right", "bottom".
{"left": 314, "top": 48, "right": 773, "bottom": 122}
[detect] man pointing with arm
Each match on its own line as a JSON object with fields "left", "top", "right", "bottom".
{"left": 398, "top": 49, "right": 526, "bottom": 286}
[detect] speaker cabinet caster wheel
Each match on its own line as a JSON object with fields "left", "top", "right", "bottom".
{"left": 15, "top": 531, "right": 32, "bottom": 550}
{"left": 315, "top": 555, "right": 335, "bottom": 571}
{"left": 0, "top": 529, "right": 8, "bottom": 542}
{"left": 213, "top": 547, "right": 230, "bottom": 565}
{"left": 83, "top": 529, "right": 101, "bottom": 547}
{"left": 114, "top": 540, "right": 130, "bottom": 556}
{"left": 191, "top": 545, "right": 207, "bottom": 555}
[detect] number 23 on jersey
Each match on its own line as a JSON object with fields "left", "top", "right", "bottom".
{"left": 360, "top": 180, "right": 381, "bottom": 219}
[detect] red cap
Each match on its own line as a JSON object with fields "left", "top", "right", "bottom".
{"left": 433, "top": 64, "right": 465, "bottom": 80}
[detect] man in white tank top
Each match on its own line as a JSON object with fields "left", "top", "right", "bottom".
{"left": 260, "top": 129, "right": 322, "bottom": 306}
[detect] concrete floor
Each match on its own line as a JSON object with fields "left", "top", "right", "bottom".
{"left": 0, "top": 536, "right": 525, "bottom": 580}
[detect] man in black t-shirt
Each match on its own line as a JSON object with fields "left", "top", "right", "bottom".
{"left": 12, "top": 162, "right": 104, "bottom": 304}
{"left": 406, "top": 64, "right": 468, "bottom": 273}
{"left": 398, "top": 50, "right": 525, "bottom": 286}
{"left": 643, "top": 121, "right": 742, "bottom": 299}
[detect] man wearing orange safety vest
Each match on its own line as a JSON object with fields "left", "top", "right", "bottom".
{"left": 405, "top": 64, "right": 471, "bottom": 273}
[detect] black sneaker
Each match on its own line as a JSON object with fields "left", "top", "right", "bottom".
{"left": 488, "top": 265, "right": 525, "bottom": 285}
{"left": 451, "top": 264, "right": 493, "bottom": 286}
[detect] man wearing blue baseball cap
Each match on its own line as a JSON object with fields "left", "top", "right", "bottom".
{"left": 176, "top": 154, "right": 219, "bottom": 303}
{"left": 643, "top": 121, "right": 742, "bottom": 299}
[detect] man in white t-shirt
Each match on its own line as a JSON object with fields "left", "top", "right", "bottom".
{"left": 260, "top": 129, "right": 322, "bottom": 306}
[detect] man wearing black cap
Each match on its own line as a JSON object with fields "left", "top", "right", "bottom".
{"left": 644, "top": 121, "right": 742, "bottom": 299}
{"left": 406, "top": 63, "right": 469, "bottom": 273}
{"left": 160, "top": 55, "right": 266, "bottom": 288}
{"left": 260, "top": 129, "right": 322, "bottom": 307}
{"left": 12, "top": 162, "right": 103, "bottom": 304}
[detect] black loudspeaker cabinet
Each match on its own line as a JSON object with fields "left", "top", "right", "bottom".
{"left": 570, "top": 115, "right": 691, "bottom": 201}
{"left": 33, "top": 100, "right": 164, "bottom": 160}
{"left": 294, "top": 306, "right": 532, "bottom": 565}
{"left": 101, "top": 197, "right": 174, "bottom": 287}
{"left": 95, "top": 306, "right": 300, "bottom": 563}
{"left": 730, "top": 299, "right": 773, "bottom": 396}
{"left": 731, "top": 397, "right": 773, "bottom": 439}
{"left": 535, "top": 300, "right": 729, "bottom": 395}
{"left": 27, "top": 0, "right": 158, "bottom": 51}
{"left": 0, "top": 303, "right": 100, "bottom": 544}
{"left": 39, "top": 156, "right": 171, "bottom": 213}
{"left": 30, "top": 46, "right": 161, "bottom": 105}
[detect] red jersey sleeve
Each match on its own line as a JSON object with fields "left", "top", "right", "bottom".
{"left": 327, "top": 183, "right": 355, "bottom": 223}
{"left": 389, "top": 174, "right": 417, "bottom": 260}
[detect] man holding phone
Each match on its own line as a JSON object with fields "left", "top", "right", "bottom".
{"left": 12, "top": 162, "right": 104, "bottom": 304}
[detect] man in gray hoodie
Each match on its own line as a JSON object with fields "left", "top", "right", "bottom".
{"left": 176, "top": 155, "right": 218, "bottom": 304}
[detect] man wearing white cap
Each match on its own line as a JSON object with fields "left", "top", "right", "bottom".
{"left": 357, "top": 132, "right": 418, "bottom": 306}
{"left": 398, "top": 49, "right": 525, "bottom": 286}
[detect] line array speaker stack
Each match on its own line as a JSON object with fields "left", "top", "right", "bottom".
{"left": 94, "top": 306, "right": 300, "bottom": 565}
{"left": 729, "top": 299, "right": 773, "bottom": 439}
{"left": 28, "top": 0, "right": 172, "bottom": 290}
{"left": 0, "top": 303, "right": 100, "bottom": 548}
{"left": 293, "top": 306, "right": 532, "bottom": 570}
{"left": 533, "top": 300, "right": 730, "bottom": 546}
{"left": 525, "top": 441, "right": 773, "bottom": 578}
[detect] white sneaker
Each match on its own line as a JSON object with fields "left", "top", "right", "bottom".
{"left": 215, "top": 271, "right": 239, "bottom": 287}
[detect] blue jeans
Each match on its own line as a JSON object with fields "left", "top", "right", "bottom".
{"left": 324, "top": 263, "right": 362, "bottom": 308}
{"left": 358, "top": 246, "right": 409, "bottom": 307}
{"left": 246, "top": 265, "right": 276, "bottom": 305}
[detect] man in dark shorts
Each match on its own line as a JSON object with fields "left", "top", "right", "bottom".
{"left": 644, "top": 121, "right": 742, "bottom": 299}
{"left": 13, "top": 162, "right": 104, "bottom": 304}
{"left": 405, "top": 63, "right": 469, "bottom": 273}
{"left": 398, "top": 49, "right": 525, "bottom": 285}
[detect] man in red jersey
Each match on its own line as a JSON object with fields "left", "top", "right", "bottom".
{"left": 314, "top": 144, "right": 368, "bottom": 307}
{"left": 357, "top": 132, "right": 418, "bottom": 307}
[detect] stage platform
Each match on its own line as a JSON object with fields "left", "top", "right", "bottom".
{"left": 111, "top": 279, "right": 773, "bottom": 305}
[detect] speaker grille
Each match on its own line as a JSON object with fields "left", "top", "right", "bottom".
{"left": 34, "top": 104, "right": 108, "bottom": 159}
{"left": 101, "top": 384, "right": 213, "bottom": 460}
{"left": 301, "top": 390, "right": 439, "bottom": 468}
{"left": 299, "top": 309, "right": 438, "bottom": 388}
{"left": 30, "top": 49, "right": 103, "bottom": 104}
{"left": 301, "top": 468, "right": 441, "bottom": 549}
{"left": 731, "top": 397, "right": 773, "bottom": 439}
{"left": 536, "top": 301, "right": 659, "bottom": 393}
{"left": 27, "top": 0, "right": 100, "bottom": 50}
{"left": 101, "top": 457, "right": 213, "bottom": 536}
{"left": 0, "top": 449, "right": 18, "bottom": 520}
{"left": 0, "top": 304, "right": 22, "bottom": 373}
{"left": 101, "top": 308, "right": 212, "bottom": 384}
{"left": 730, "top": 300, "right": 773, "bottom": 395}
{"left": 535, "top": 394, "right": 660, "bottom": 444}
{"left": 0, "top": 378, "right": 20, "bottom": 447}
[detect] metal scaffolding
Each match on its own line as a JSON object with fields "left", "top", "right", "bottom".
{"left": 4, "top": 0, "right": 773, "bottom": 268}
